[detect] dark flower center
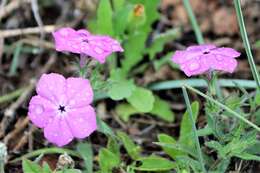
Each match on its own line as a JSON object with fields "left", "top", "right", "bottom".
{"left": 203, "top": 51, "right": 210, "bottom": 54}
{"left": 83, "top": 39, "right": 89, "bottom": 43}
{"left": 58, "top": 105, "right": 66, "bottom": 113}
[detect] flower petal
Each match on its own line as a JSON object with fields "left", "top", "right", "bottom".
{"left": 171, "top": 50, "right": 184, "bottom": 64}
{"left": 66, "top": 77, "right": 93, "bottom": 108}
{"left": 36, "top": 73, "right": 67, "bottom": 104}
{"left": 44, "top": 116, "right": 73, "bottom": 147}
{"left": 52, "top": 27, "right": 81, "bottom": 53}
{"left": 212, "top": 47, "right": 241, "bottom": 58}
{"left": 66, "top": 106, "right": 96, "bottom": 138}
{"left": 79, "top": 35, "right": 123, "bottom": 63}
{"left": 187, "top": 44, "right": 216, "bottom": 51}
{"left": 209, "top": 54, "right": 238, "bottom": 73}
{"left": 181, "top": 56, "right": 210, "bottom": 76}
{"left": 77, "top": 29, "right": 91, "bottom": 37}
{"left": 28, "top": 95, "right": 56, "bottom": 128}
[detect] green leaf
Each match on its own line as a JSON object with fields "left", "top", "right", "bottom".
{"left": 154, "top": 142, "right": 196, "bottom": 158}
{"left": 176, "top": 156, "right": 202, "bottom": 173}
{"left": 117, "top": 131, "right": 141, "bottom": 160}
{"left": 255, "top": 91, "right": 260, "bottom": 105}
{"left": 77, "top": 142, "right": 93, "bottom": 173}
{"left": 99, "top": 148, "right": 120, "bottom": 172}
{"left": 234, "top": 152, "right": 260, "bottom": 161}
{"left": 56, "top": 169, "right": 82, "bottom": 173}
{"left": 150, "top": 96, "right": 175, "bottom": 122}
{"left": 116, "top": 103, "right": 139, "bottom": 121}
{"left": 113, "top": 0, "right": 125, "bottom": 12}
{"left": 107, "top": 137, "right": 120, "bottom": 157}
{"left": 209, "top": 158, "right": 230, "bottom": 173}
{"left": 142, "top": 0, "right": 160, "bottom": 32}
{"left": 153, "top": 52, "right": 177, "bottom": 70}
{"left": 205, "top": 141, "right": 224, "bottom": 158}
{"left": 179, "top": 101, "right": 199, "bottom": 148}
{"left": 122, "top": 32, "right": 147, "bottom": 73}
{"left": 114, "top": 5, "right": 133, "bottom": 36}
{"left": 224, "top": 130, "right": 257, "bottom": 157}
{"left": 127, "top": 87, "right": 155, "bottom": 113}
{"left": 22, "top": 159, "right": 42, "bottom": 173}
{"left": 157, "top": 134, "right": 184, "bottom": 159}
{"left": 146, "top": 28, "right": 180, "bottom": 59}
{"left": 108, "top": 80, "right": 136, "bottom": 100}
{"left": 96, "top": 0, "right": 114, "bottom": 35}
{"left": 96, "top": 116, "right": 115, "bottom": 138}
{"left": 132, "top": 155, "right": 176, "bottom": 171}
{"left": 42, "top": 162, "right": 52, "bottom": 173}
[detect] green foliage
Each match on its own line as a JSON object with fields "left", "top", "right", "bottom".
{"left": 122, "top": 32, "right": 147, "bottom": 73}
{"left": 116, "top": 95, "right": 175, "bottom": 122}
{"left": 96, "top": 116, "right": 115, "bottom": 138}
{"left": 157, "top": 134, "right": 184, "bottom": 159}
{"left": 22, "top": 159, "right": 81, "bottom": 173}
{"left": 115, "top": 103, "right": 139, "bottom": 121}
{"left": 98, "top": 148, "right": 120, "bottom": 172}
{"left": 56, "top": 169, "right": 82, "bottom": 173}
{"left": 255, "top": 91, "right": 260, "bottom": 105}
{"left": 179, "top": 101, "right": 199, "bottom": 149}
{"left": 96, "top": 0, "right": 114, "bottom": 35}
{"left": 145, "top": 28, "right": 180, "bottom": 59}
{"left": 155, "top": 102, "right": 203, "bottom": 172}
{"left": 76, "top": 142, "right": 93, "bottom": 173}
{"left": 150, "top": 96, "right": 175, "bottom": 122}
{"left": 132, "top": 155, "right": 176, "bottom": 171}
{"left": 126, "top": 87, "right": 155, "bottom": 113}
{"left": 108, "top": 69, "right": 136, "bottom": 100}
{"left": 22, "top": 159, "right": 42, "bottom": 173}
{"left": 117, "top": 131, "right": 141, "bottom": 160}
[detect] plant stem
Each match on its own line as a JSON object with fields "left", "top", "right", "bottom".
{"left": 182, "top": 0, "right": 204, "bottom": 44}
{"left": 182, "top": 86, "right": 207, "bottom": 173}
{"left": 184, "top": 84, "right": 260, "bottom": 132}
{"left": 10, "top": 147, "right": 81, "bottom": 163}
{"left": 234, "top": 0, "right": 260, "bottom": 89}
{"left": 0, "top": 88, "right": 26, "bottom": 104}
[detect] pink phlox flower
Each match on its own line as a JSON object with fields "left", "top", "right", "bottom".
{"left": 52, "top": 27, "right": 124, "bottom": 63}
{"left": 171, "top": 44, "right": 240, "bottom": 77}
{"left": 28, "top": 73, "right": 96, "bottom": 147}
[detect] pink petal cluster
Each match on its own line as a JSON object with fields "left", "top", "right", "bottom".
{"left": 171, "top": 44, "right": 240, "bottom": 77}
{"left": 28, "top": 73, "right": 96, "bottom": 147}
{"left": 52, "top": 27, "right": 124, "bottom": 63}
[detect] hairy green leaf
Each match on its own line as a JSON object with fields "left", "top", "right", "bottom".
{"left": 127, "top": 87, "right": 155, "bottom": 112}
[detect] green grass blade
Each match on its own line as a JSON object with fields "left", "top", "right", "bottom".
{"left": 234, "top": 0, "right": 260, "bottom": 89}
{"left": 9, "top": 42, "right": 23, "bottom": 76}
{"left": 182, "top": 0, "right": 204, "bottom": 44}
{"left": 149, "top": 79, "right": 257, "bottom": 90}
{"left": 184, "top": 84, "right": 260, "bottom": 132}
{"left": 0, "top": 88, "right": 26, "bottom": 104}
{"left": 182, "top": 87, "right": 207, "bottom": 173}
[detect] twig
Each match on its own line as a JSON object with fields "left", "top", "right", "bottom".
{"left": 21, "top": 37, "right": 54, "bottom": 50}
{"left": 0, "top": 25, "right": 58, "bottom": 38}
{"left": 31, "top": 0, "right": 44, "bottom": 41}
{"left": 0, "top": 0, "right": 31, "bottom": 20}
{"left": 13, "top": 132, "right": 29, "bottom": 152}
{"left": 0, "top": 79, "right": 36, "bottom": 138}
{"left": 4, "top": 117, "right": 30, "bottom": 145}
{"left": 0, "top": 55, "right": 57, "bottom": 137}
